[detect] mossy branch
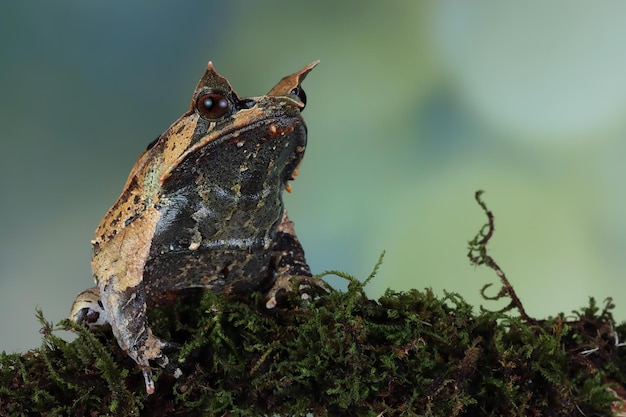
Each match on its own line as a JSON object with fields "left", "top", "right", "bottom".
{"left": 1, "top": 193, "right": 625, "bottom": 416}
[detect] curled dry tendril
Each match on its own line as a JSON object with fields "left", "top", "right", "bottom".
{"left": 467, "top": 190, "right": 536, "bottom": 323}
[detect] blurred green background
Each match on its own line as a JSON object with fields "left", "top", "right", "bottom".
{"left": 2, "top": 1, "right": 626, "bottom": 353}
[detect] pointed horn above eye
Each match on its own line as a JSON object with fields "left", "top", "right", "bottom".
{"left": 267, "top": 60, "right": 320, "bottom": 96}
{"left": 191, "top": 62, "right": 241, "bottom": 107}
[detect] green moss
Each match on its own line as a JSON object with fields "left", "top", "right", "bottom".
{"left": 1, "top": 193, "right": 624, "bottom": 416}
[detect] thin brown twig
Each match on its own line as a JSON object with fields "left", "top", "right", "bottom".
{"left": 468, "top": 191, "right": 536, "bottom": 324}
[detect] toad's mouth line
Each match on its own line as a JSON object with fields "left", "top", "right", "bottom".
{"left": 161, "top": 114, "right": 306, "bottom": 191}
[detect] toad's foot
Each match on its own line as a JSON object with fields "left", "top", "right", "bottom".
{"left": 107, "top": 313, "right": 182, "bottom": 395}
{"left": 69, "top": 287, "right": 108, "bottom": 328}
{"left": 70, "top": 286, "right": 181, "bottom": 395}
{"left": 136, "top": 340, "right": 181, "bottom": 395}
{"left": 129, "top": 330, "right": 170, "bottom": 395}
{"left": 119, "top": 325, "right": 185, "bottom": 394}
{"left": 265, "top": 274, "right": 331, "bottom": 309}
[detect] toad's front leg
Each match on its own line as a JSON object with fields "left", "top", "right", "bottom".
{"left": 70, "top": 282, "right": 170, "bottom": 394}
{"left": 265, "top": 210, "right": 331, "bottom": 309}
{"left": 99, "top": 276, "right": 169, "bottom": 394}
{"left": 89, "top": 220, "right": 172, "bottom": 394}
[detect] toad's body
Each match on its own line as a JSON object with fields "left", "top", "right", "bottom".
{"left": 70, "top": 61, "right": 325, "bottom": 394}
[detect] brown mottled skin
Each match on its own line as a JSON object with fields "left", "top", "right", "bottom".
{"left": 69, "top": 61, "right": 327, "bottom": 394}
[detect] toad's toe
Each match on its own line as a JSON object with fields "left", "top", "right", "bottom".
{"left": 265, "top": 275, "right": 331, "bottom": 309}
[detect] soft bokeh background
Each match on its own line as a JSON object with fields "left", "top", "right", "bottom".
{"left": 2, "top": 1, "right": 626, "bottom": 353}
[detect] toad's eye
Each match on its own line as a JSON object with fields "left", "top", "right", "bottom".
{"left": 196, "top": 92, "right": 230, "bottom": 120}
{"left": 290, "top": 86, "right": 307, "bottom": 108}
